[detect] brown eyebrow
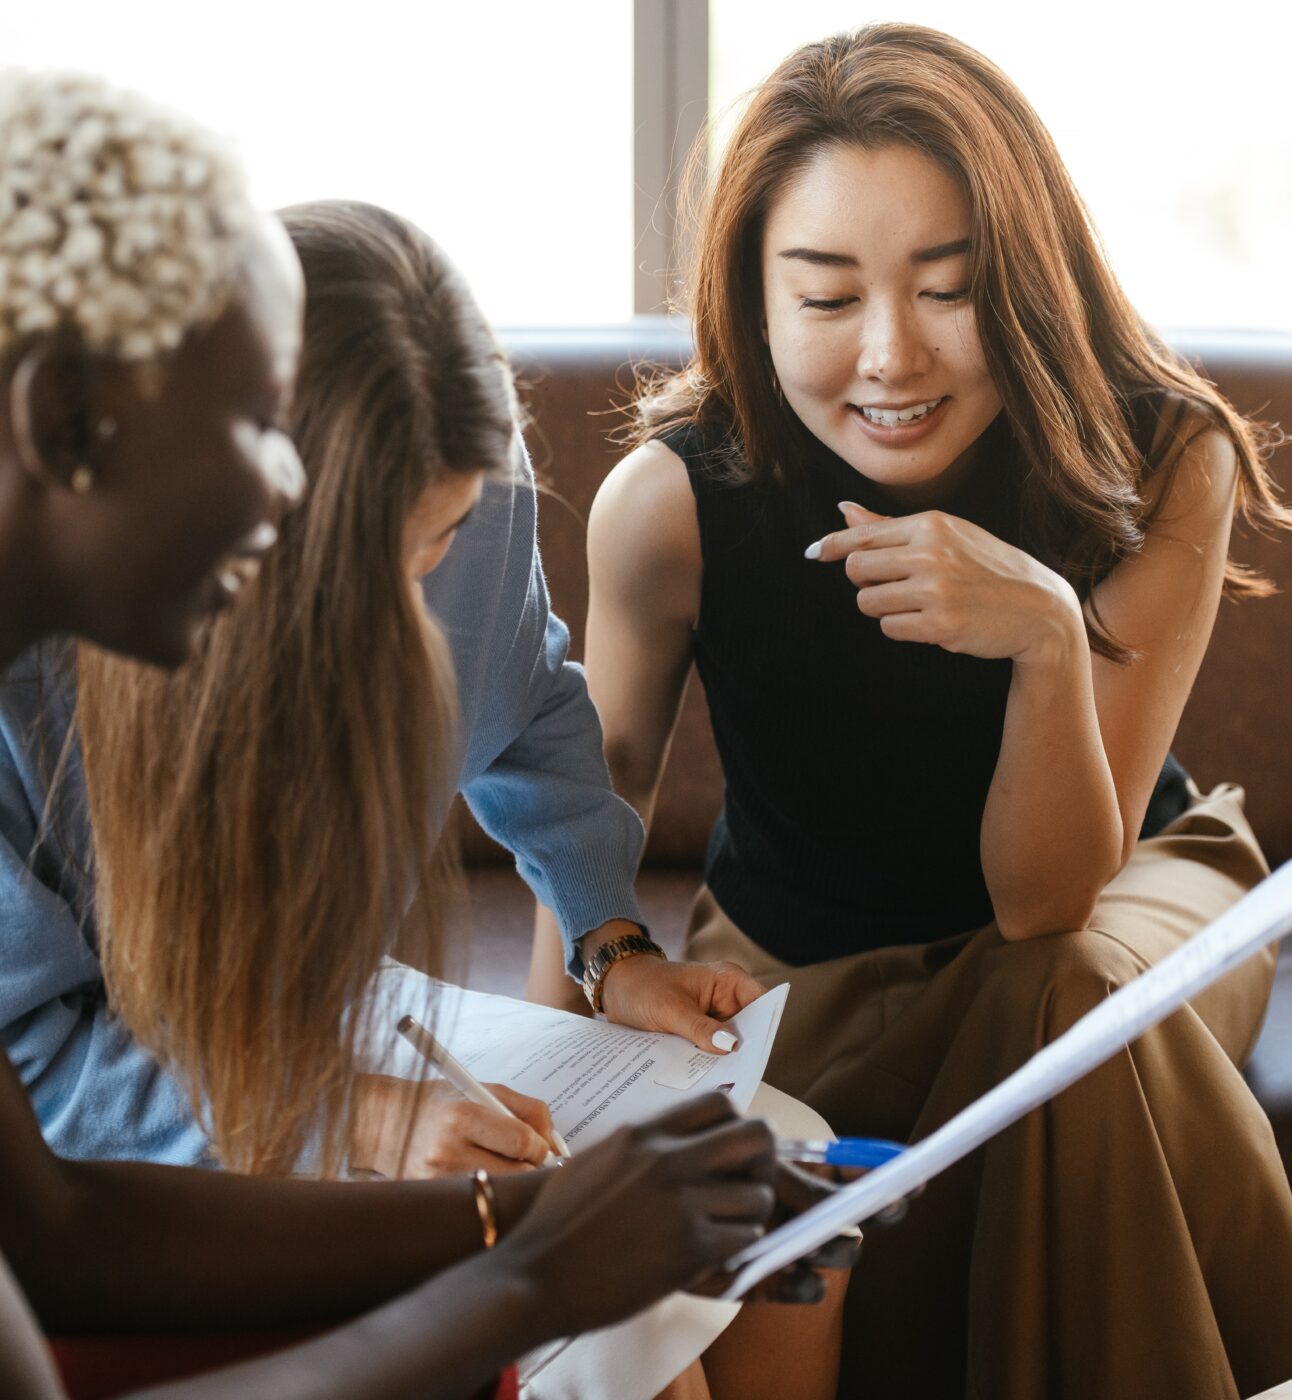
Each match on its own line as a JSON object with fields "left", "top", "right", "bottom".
{"left": 912, "top": 238, "right": 971, "bottom": 264}
{"left": 777, "top": 237, "right": 971, "bottom": 269}
{"left": 778, "top": 247, "right": 858, "bottom": 268}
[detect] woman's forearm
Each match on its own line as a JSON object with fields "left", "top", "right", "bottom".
{"left": 131, "top": 1244, "right": 556, "bottom": 1400}
{"left": 11, "top": 1148, "right": 541, "bottom": 1334}
{"left": 980, "top": 620, "right": 1123, "bottom": 940}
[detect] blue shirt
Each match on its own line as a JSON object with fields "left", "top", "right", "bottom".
{"left": 0, "top": 458, "right": 644, "bottom": 1164}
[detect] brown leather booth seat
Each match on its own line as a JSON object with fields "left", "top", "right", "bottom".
{"left": 473, "top": 320, "right": 1292, "bottom": 1169}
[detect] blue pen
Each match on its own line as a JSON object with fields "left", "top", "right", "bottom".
{"left": 777, "top": 1136, "right": 905, "bottom": 1169}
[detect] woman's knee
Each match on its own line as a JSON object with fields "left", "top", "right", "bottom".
{"left": 978, "top": 926, "right": 1146, "bottom": 1035}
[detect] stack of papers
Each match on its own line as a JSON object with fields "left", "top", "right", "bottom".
{"left": 365, "top": 968, "right": 789, "bottom": 1150}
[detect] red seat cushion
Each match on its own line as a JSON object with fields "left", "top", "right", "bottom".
{"left": 49, "top": 1330, "right": 517, "bottom": 1400}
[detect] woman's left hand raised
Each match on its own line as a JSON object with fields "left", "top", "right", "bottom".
{"left": 810, "top": 501, "right": 1083, "bottom": 665}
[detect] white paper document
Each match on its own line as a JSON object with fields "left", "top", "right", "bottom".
{"left": 365, "top": 966, "right": 789, "bottom": 1150}
{"left": 722, "top": 858, "right": 1292, "bottom": 1299}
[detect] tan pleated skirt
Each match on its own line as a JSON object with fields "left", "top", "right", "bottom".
{"left": 686, "top": 783, "right": 1292, "bottom": 1400}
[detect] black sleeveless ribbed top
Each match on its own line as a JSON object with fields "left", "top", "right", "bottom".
{"left": 665, "top": 414, "right": 1190, "bottom": 966}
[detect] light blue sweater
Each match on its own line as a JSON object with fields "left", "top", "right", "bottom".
{"left": 0, "top": 459, "right": 645, "bottom": 1164}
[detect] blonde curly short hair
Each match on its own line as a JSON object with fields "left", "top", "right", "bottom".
{"left": 0, "top": 71, "right": 255, "bottom": 362}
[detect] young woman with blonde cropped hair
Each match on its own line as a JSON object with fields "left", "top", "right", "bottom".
{"left": 529, "top": 23, "right": 1292, "bottom": 1400}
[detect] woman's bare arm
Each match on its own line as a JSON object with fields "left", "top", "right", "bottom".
{"left": 0, "top": 1256, "right": 62, "bottom": 1400}
{"left": 814, "top": 424, "right": 1240, "bottom": 940}
{"left": 979, "top": 425, "right": 1238, "bottom": 936}
{"left": 2, "top": 1065, "right": 789, "bottom": 1400}
{"left": 119, "top": 1254, "right": 553, "bottom": 1400}
{"left": 583, "top": 440, "right": 703, "bottom": 829}
{"left": 0, "top": 1049, "right": 544, "bottom": 1334}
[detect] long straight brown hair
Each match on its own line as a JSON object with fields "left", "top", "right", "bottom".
{"left": 638, "top": 23, "right": 1290, "bottom": 658}
{"left": 77, "top": 201, "right": 520, "bottom": 1175}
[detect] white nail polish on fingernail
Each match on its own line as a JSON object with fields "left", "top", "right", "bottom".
{"left": 711, "top": 1029, "right": 739, "bottom": 1052}
{"left": 838, "top": 500, "right": 861, "bottom": 512}
{"left": 803, "top": 540, "right": 823, "bottom": 560}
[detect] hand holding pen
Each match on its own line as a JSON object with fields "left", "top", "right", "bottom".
{"left": 396, "top": 1015, "right": 570, "bottom": 1168}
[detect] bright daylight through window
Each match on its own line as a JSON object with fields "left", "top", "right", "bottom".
{"left": 4, "top": 2, "right": 1291, "bottom": 329}
{"left": 0, "top": 1, "right": 634, "bottom": 326}
{"left": 714, "top": 1, "right": 1292, "bottom": 332}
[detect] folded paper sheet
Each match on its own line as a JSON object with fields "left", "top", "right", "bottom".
{"left": 365, "top": 966, "right": 789, "bottom": 1149}
{"left": 360, "top": 971, "right": 796, "bottom": 1400}
{"left": 721, "top": 858, "right": 1292, "bottom": 1298}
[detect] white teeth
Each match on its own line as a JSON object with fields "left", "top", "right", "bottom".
{"left": 859, "top": 399, "right": 942, "bottom": 427}
{"left": 219, "top": 567, "right": 242, "bottom": 595}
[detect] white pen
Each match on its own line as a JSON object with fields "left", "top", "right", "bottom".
{"left": 396, "top": 1014, "right": 570, "bottom": 1165}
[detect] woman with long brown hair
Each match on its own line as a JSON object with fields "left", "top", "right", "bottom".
{"left": 72, "top": 197, "right": 528, "bottom": 1179}
{"left": 3, "top": 187, "right": 763, "bottom": 1175}
{"left": 5, "top": 194, "right": 657, "bottom": 1177}
{"left": 0, "top": 74, "right": 828, "bottom": 1400}
{"left": 529, "top": 22, "right": 1292, "bottom": 1400}
{"left": 6, "top": 193, "right": 775, "bottom": 1180}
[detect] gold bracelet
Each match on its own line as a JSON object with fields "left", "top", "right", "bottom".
{"left": 472, "top": 1168, "right": 499, "bottom": 1250}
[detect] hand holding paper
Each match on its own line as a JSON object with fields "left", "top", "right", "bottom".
{"left": 596, "top": 951, "right": 770, "bottom": 1054}
{"left": 364, "top": 967, "right": 790, "bottom": 1152}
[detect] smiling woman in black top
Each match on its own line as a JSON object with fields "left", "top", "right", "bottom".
{"left": 539, "top": 23, "right": 1292, "bottom": 1400}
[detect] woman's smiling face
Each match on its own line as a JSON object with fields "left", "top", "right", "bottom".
{"left": 47, "top": 215, "right": 306, "bottom": 669}
{"left": 761, "top": 141, "right": 1003, "bottom": 505}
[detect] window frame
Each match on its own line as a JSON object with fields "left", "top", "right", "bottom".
{"left": 632, "top": 0, "right": 708, "bottom": 315}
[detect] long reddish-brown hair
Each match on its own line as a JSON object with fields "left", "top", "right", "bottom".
{"left": 77, "top": 201, "right": 520, "bottom": 1174}
{"left": 637, "top": 23, "right": 1289, "bottom": 657}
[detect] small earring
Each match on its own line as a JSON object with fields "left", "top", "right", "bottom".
{"left": 96, "top": 416, "right": 117, "bottom": 443}
{"left": 765, "top": 352, "right": 785, "bottom": 407}
{"left": 70, "top": 466, "right": 95, "bottom": 494}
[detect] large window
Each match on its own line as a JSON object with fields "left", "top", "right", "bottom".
{"left": 0, "top": 2, "right": 634, "bottom": 326}
{"left": 712, "top": 3, "right": 1292, "bottom": 332}
{"left": 4, "top": 3, "right": 1292, "bottom": 330}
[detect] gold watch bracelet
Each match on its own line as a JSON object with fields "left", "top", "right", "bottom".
{"left": 581, "top": 931, "right": 667, "bottom": 1013}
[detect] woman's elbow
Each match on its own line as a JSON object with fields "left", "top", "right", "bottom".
{"left": 0, "top": 1156, "right": 82, "bottom": 1314}
{"left": 994, "top": 892, "right": 1102, "bottom": 943}
{"left": 991, "top": 853, "right": 1121, "bottom": 941}
{"left": 987, "top": 819, "right": 1124, "bottom": 942}
{"left": 601, "top": 745, "right": 659, "bottom": 817}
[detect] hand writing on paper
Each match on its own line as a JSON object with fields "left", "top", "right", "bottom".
{"left": 350, "top": 1073, "right": 559, "bottom": 1178}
